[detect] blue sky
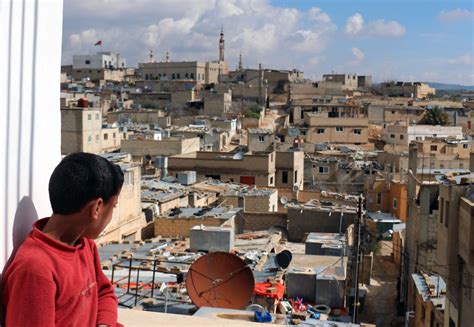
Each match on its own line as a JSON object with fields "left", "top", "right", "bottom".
{"left": 62, "top": 0, "right": 473, "bottom": 84}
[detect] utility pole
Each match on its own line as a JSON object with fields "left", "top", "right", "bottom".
{"left": 352, "top": 195, "right": 363, "bottom": 323}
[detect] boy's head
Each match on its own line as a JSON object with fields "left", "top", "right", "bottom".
{"left": 49, "top": 152, "right": 124, "bottom": 238}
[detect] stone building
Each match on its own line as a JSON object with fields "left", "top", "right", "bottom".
{"left": 248, "top": 128, "right": 274, "bottom": 152}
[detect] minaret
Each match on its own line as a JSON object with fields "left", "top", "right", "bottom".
{"left": 219, "top": 26, "right": 225, "bottom": 62}
{"left": 149, "top": 49, "right": 153, "bottom": 63}
{"left": 165, "top": 51, "right": 169, "bottom": 63}
{"left": 238, "top": 52, "right": 243, "bottom": 71}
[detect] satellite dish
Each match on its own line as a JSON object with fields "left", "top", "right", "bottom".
{"left": 280, "top": 196, "right": 288, "bottom": 205}
{"left": 186, "top": 252, "right": 254, "bottom": 309}
{"left": 292, "top": 183, "right": 299, "bottom": 192}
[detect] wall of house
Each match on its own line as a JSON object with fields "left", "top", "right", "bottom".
{"left": 0, "top": 0, "right": 63, "bottom": 267}
{"left": 153, "top": 217, "right": 227, "bottom": 237}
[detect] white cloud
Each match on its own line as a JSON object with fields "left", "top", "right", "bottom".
{"left": 351, "top": 47, "right": 364, "bottom": 62}
{"left": 62, "top": 0, "right": 336, "bottom": 71}
{"left": 345, "top": 13, "right": 405, "bottom": 37}
{"left": 345, "top": 13, "right": 364, "bottom": 35}
{"left": 446, "top": 53, "right": 473, "bottom": 65}
{"left": 438, "top": 9, "right": 472, "bottom": 22}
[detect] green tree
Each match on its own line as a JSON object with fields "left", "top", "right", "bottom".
{"left": 424, "top": 106, "right": 450, "bottom": 126}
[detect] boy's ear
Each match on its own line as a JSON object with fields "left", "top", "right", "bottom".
{"left": 90, "top": 198, "right": 104, "bottom": 221}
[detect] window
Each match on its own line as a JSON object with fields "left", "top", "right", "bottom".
{"left": 390, "top": 134, "right": 395, "bottom": 138}
{"left": 124, "top": 171, "right": 134, "bottom": 186}
{"left": 190, "top": 73, "right": 194, "bottom": 79}
{"left": 87, "top": 114, "right": 91, "bottom": 121}
{"left": 258, "top": 135, "right": 265, "bottom": 142}
{"left": 400, "top": 135, "right": 404, "bottom": 140}
{"left": 87, "top": 135, "right": 92, "bottom": 143}
{"left": 459, "top": 163, "right": 464, "bottom": 169}
{"left": 95, "top": 114, "right": 99, "bottom": 120}
{"left": 185, "top": 73, "right": 189, "bottom": 78}
{"left": 282, "top": 171, "right": 288, "bottom": 184}
{"left": 353, "top": 129, "right": 362, "bottom": 135}
{"left": 416, "top": 137, "right": 422, "bottom": 141}
{"left": 393, "top": 198, "right": 398, "bottom": 209}
{"left": 317, "top": 128, "right": 325, "bottom": 134}
{"left": 104, "top": 133, "right": 108, "bottom": 141}
{"left": 95, "top": 135, "right": 99, "bottom": 142}
{"left": 104, "top": 60, "right": 107, "bottom": 67}
{"left": 145, "top": 74, "right": 149, "bottom": 80}
{"left": 319, "top": 166, "right": 329, "bottom": 174}
{"left": 463, "top": 144, "right": 468, "bottom": 149}
{"left": 336, "top": 127, "right": 344, "bottom": 132}
{"left": 294, "top": 170, "right": 298, "bottom": 182}
{"left": 172, "top": 73, "right": 175, "bottom": 79}
{"left": 197, "top": 73, "right": 200, "bottom": 80}
{"left": 270, "top": 176, "right": 273, "bottom": 184}
{"left": 85, "top": 60, "right": 90, "bottom": 65}
{"left": 113, "top": 133, "right": 116, "bottom": 139}
{"left": 430, "top": 145, "right": 437, "bottom": 151}
{"left": 176, "top": 73, "right": 180, "bottom": 79}
{"left": 376, "top": 192, "right": 382, "bottom": 205}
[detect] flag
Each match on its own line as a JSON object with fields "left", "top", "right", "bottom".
{"left": 94, "top": 40, "right": 102, "bottom": 46}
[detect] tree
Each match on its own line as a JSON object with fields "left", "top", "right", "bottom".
{"left": 424, "top": 106, "right": 450, "bottom": 126}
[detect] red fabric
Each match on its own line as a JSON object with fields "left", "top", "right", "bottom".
{"left": 254, "top": 282, "right": 285, "bottom": 300}
{"left": 2, "top": 218, "right": 119, "bottom": 326}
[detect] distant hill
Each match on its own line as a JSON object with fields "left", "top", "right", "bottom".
{"left": 423, "top": 82, "right": 474, "bottom": 91}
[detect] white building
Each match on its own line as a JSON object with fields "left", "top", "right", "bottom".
{"left": 382, "top": 124, "right": 464, "bottom": 149}
{"left": 73, "top": 51, "right": 126, "bottom": 70}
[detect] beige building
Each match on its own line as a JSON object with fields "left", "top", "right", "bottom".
{"left": 202, "top": 90, "right": 232, "bottom": 117}
{"left": 305, "top": 113, "right": 369, "bottom": 145}
{"left": 382, "top": 124, "right": 463, "bottom": 151}
{"left": 275, "top": 151, "right": 305, "bottom": 191}
{"left": 121, "top": 136, "right": 200, "bottom": 158}
{"left": 436, "top": 173, "right": 474, "bottom": 327}
{"left": 168, "top": 151, "right": 276, "bottom": 187}
{"left": 219, "top": 188, "right": 278, "bottom": 213}
{"left": 71, "top": 68, "right": 129, "bottom": 83}
{"left": 61, "top": 107, "right": 121, "bottom": 155}
{"left": 248, "top": 128, "right": 274, "bottom": 152}
{"left": 380, "top": 81, "right": 435, "bottom": 99}
{"left": 107, "top": 109, "right": 169, "bottom": 127}
{"left": 138, "top": 60, "right": 227, "bottom": 85}
{"left": 96, "top": 153, "right": 146, "bottom": 244}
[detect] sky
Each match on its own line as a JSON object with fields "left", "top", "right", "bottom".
{"left": 62, "top": 0, "right": 474, "bottom": 85}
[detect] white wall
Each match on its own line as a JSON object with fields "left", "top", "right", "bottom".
{"left": 0, "top": 0, "right": 63, "bottom": 267}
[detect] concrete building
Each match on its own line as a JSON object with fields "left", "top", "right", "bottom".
{"left": 168, "top": 151, "right": 276, "bottom": 187}
{"left": 380, "top": 81, "right": 435, "bottom": 99}
{"left": 248, "top": 128, "right": 274, "bottom": 152}
{"left": 121, "top": 136, "right": 200, "bottom": 159}
{"left": 96, "top": 153, "right": 146, "bottom": 244}
{"left": 382, "top": 124, "right": 463, "bottom": 151}
{"left": 138, "top": 60, "right": 227, "bottom": 85}
{"left": 275, "top": 151, "right": 305, "bottom": 191}
{"left": 150, "top": 206, "right": 241, "bottom": 238}
{"left": 73, "top": 51, "right": 126, "bottom": 70}
{"left": 382, "top": 106, "right": 426, "bottom": 124}
{"left": 61, "top": 107, "right": 121, "bottom": 155}
{"left": 202, "top": 90, "right": 232, "bottom": 117}
{"left": 169, "top": 127, "right": 231, "bottom": 152}
{"left": 107, "top": 110, "right": 170, "bottom": 127}
{"left": 219, "top": 188, "right": 278, "bottom": 213}
{"left": 305, "top": 114, "right": 369, "bottom": 145}
{"left": 322, "top": 74, "right": 359, "bottom": 90}
{"left": 411, "top": 272, "right": 446, "bottom": 327}
{"left": 286, "top": 199, "right": 358, "bottom": 241}
{"left": 436, "top": 173, "right": 474, "bottom": 327}
{"left": 365, "top": 179, "right": 408, "bottom": 222}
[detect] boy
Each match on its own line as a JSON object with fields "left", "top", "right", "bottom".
{"left": 2, "top": 152, "right": 124, "bottom": 326}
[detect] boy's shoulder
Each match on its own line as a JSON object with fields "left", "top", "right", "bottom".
{"left": 5, "top": 235, "right": 56, "bottom": 277}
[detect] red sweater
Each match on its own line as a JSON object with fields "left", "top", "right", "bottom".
{"left": 2, "top": 218, "right": 118, "bottom": 326}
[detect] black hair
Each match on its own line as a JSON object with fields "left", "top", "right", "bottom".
{"left": 49, "top": 152, "right": 124, "bottom": 215}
